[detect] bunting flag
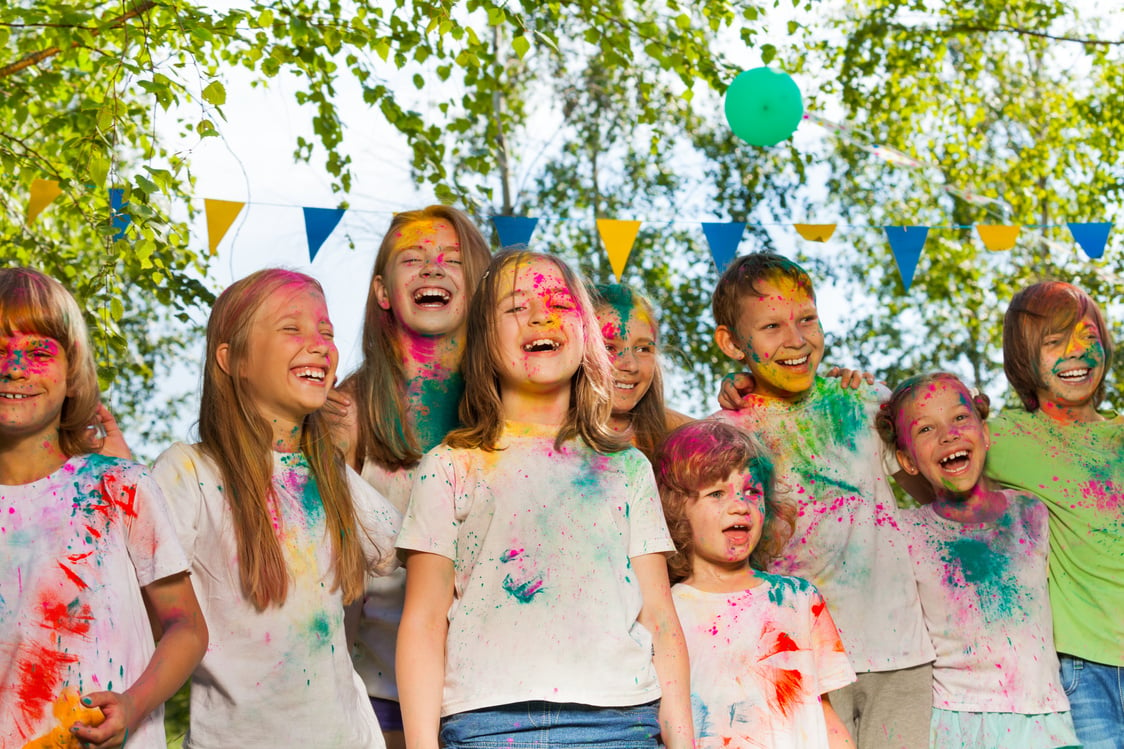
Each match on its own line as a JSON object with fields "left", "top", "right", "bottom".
{"left": 883, "top": 226, "right": 929, "bottom": 292}
{"left": 1067, "top": 222, "right": 1112, "bottom": 260}
{"left": 492, "top": 215, "right": 540, "bottom": 249}
{"left": 596, "top": 219, "right": 642, "bottom": 280}
{"left": 303, "top": 207, "right": 346, "bottom": 261}
{"left": 204, "top": 199, "right": 246, "bottom": 255}
{"left": 793, "top": 223, "right": 836, "bottom": 242}
{"left": 26, "top": 179, "right": 62, "bottom": 225}
{"left": 701, "top": 222, "right": 746, "bottom": 272}
{"left": 109, "top": 188, "right": 131, "bottom": 240}
{"left": 976, "top": 224, "right": 1020, "bottom": 251}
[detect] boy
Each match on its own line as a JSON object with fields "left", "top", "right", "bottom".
{"left": 710, "top": 252, "right": 933, "bottom": 749}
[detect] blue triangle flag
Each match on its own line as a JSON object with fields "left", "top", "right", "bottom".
{"left": 883, "top": 226, "right": 929, "bottom": 292}
{"left": 109, "top": 188, "right": 131, "bottom": 240}
{"left": 701, "top": 222, "right": 746, "bottom": 272}
{"left": 492, "top": 216, "right": 539, "bottom": 249}
{"left": 1067, "top": 222, "right": 1112, "bottom": 259}
{"left": 303, "top": 208, "right": 346, "bottom": 261}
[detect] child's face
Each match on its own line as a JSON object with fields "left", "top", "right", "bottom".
{"left": 494, "top": 258, "right": 584, "bottom": 397}
{"left": 0, "top": 331, "right": 69, "bottom": 444}
{"left": 374, "top": 219, "right": 467, "bottom": 338}
{"left": 1035, "top": 315, "right": 1105, "bottom": 412}
{"left": 685, "top": 469, "right": 767, "bottom": 571}
{"left": 235, "top": 284, "right": 338, "bottom": 430}
{"left": 716, "top": 276, "right": 823, "bottom": 401}
{"left": 597, "top": 303, "right": 657, "bottom": 417}
{"left": 895, "top": 379, "right": 988, "bottom": 498}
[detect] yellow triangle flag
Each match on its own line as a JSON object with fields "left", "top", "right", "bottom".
{"left": 596, "top": 219, "right": 642, "bottom": 280}
{"left": 976, "top": 224, "right": 1020, "bottom": 251}
{"left": 26, "top": 179, "right": 62, "bottom": 225}
{"left": 205, "top": 199, "right": 246, "bottom": 255}
{"left": 793, "top": 223, "right": 836, "bottom": 242}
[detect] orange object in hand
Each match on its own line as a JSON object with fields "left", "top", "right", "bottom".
{"left": 22, "top": 688, "right": 106, "bottom": 749}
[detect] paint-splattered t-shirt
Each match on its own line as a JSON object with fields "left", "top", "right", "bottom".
{"left": 153, "top": 443, "right": 401, "bottom": 749}
{"left": 673, "top": 574, "right": 856, "bottom": 749}
{"left": 901, "top": 494, "right": 1067, "bottom": 712}
{"left": 713, "top": 379, "right": 933, "bottom": 672}
{"left": 396, "top": 421, "right": 674, "bottom": 716}
{"left": 986, "top": 409, "right": 1124, "bottom": 666}
{"left": 0, "top": 454, "right": 188, "bottom": 748}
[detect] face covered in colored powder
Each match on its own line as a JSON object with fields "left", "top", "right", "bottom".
{"left": 685, "top": 469, "right": 768, "bottom": 571}
{"left": 597, "top": 303, "right": 658, "bottom": 417}
{"left": 494, "top": 258, "right": 585, "bottom": 397}
{"left": 1035, "top": 315, "right": 1105, "bottom": 413}
{"left": 895, "top": 378, "right": 989, "bottom": 498}
{"left": 0, "top": 331, "right": 70, "bottom": 444}
{"left": 719, "top": 275, "right": 824, "bottom": 401}
{"left": 374, "top": 219, "right": 467, "bottom": 338}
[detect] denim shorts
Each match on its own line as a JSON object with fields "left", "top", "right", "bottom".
{"left": 439, "top": 700, "right": 661, "bottom": 749}
{"left": 1059, "top": 654, "right": 1124, "bottom": 749}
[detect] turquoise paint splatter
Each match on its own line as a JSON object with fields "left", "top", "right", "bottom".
{"left": 307, "top": 610, "right": 332, "bottom": 646}
{"left": 501, "top": 574, "right": 544, "bottom": 602}
{"left": 412, "top": 371, "right": 465, "bottom": 452}
{"left": 941, "top": 533, "right": 1021, "bottom": 621}
{"left": 763, "top": 573, "right": 811, "bottom": 606}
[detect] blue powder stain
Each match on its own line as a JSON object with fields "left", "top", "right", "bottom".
{"left": 692, "top": 692, "right": 713, "bottom": 737}
{"left": 502, "top": 574, "right": 544, "bottom": 603}
{"left": 762, "top": 572, "right": 811, "bottom": 606}
{"left": 412, "top": 372, "right": 465, "bottom": 452}
{"left": 307, "top": 610, "right": 332, "bottom": 646}
{"left": 941, "top": 533, "right": 1021, "bottom": 621}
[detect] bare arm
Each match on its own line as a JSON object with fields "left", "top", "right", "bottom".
{"left": 397, "top": 551, "right": 454, "bottom": 749}
{"left": 634, "top": 553, "right": 694, "bottom": 749}
{"left": 821, "top": 694, "right": 854, "bottom": 748}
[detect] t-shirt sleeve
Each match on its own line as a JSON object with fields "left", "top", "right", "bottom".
{"left": 346, "top": 467, "right": 402, "bottom": 576}
{"left": 624, "top": 450, "right": 675, "bottom": 558}
{"left": 808, "top": 586, "right": 858, "bottom": 694}
{"left": 395, "top": 447, "right": 460, "bottom": 559}
{"left": 150, "top": 442, "right": 207, "bottom": 564}
{"left": 108, "top": 463, "right": 191, "bottom": 587}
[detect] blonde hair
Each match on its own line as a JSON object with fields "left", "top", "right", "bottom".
{"left": 346, "top": 206, "right": 491, "bottom": 470}
{"left": 0, "top": 267, "right": 100, "bottom": 456}
{"left": 446, "top": 250, "right": 627, "bottom": 453}
{"left": 200, "top": 268, "right": 367, "bottom": 610}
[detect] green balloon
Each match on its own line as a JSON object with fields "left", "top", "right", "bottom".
{"left": 724, "top": 67, "right": 804, "bottom": 147}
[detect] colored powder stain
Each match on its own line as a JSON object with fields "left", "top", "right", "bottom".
{"left": 765, "top": 573, "right": 811, "bottom": 607}
{"left": 306, "top": 611, "right": 332, "bottom": 646}
{"left": 411, "top": 372, "right": 465, "bottom": 453}
{"left": 501, "top": 574, "right": 544, "bottom": 603}
{"left": 17, "top": 643, "right": 80, "bottom": 726}
{"left": 771, "top": 667, "right": 804, "bottom": 718}
{"left": 21, "top": 688, "right": 105, "bottom": 749}
{"left": 942, "top": 537, "right": 1020, "bottom": 620}
{"left": 499, "top": 548, "right": 523, "bottom": 563}
{"left": 802, "top": 471, "right": 863, "bottom": 500}
{"left": 759, "top": 630, "right": 800, "bottom": 659}
{"left": 55, "top": 562, "right": 88, "bottom": 590}
{"left": 798, "top": 381, "right": 867, "bottom": 455}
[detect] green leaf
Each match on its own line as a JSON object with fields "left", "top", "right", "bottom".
{"left": 201, "top": 80, "right": 226, "bottom": 106}
{"left": 512, "top": 34, "right": 530, "bottom": 59}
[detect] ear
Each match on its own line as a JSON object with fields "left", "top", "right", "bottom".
{"left": 982, "top": 421, "right": 991, "bottom": 451}
{"left": 715, "top": 325, "right": 746, "bottom": 361}
{"left": 895, "top": 448, "right": 919, "bottom": 475}
{"left": 216, "top": 343, "right": 232, "bottom": 376}
{"left": 372, "top": 275, "right": 392, "bottom": 311}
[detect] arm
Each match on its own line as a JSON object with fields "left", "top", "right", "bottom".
{"left": 716, "top": 367, "right": 874, "bottom": 411}
{"left": 323, "top": 385, "right": 360, "bottom": 469}
{"left": 74, "top": 572, "right": 207, "bottom": 748}
{"left": 634, "top": 553, "right": 694, "bottom": 749}
{"left": 821, "top": 694, "right": 854, "bottom": 748}
{"left": 397, "top": 551, "right": 455, "bottom": 749}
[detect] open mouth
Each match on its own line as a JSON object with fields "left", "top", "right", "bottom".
{"left": 723, "top": 523, "right": 751, "bottom": 543}
{"left": 613, "top": 381, "right": 637, "bottom": 391}
{"left": 938, "top": 450, "right": 971, "bottom": 473}
{"left": 413, "top": 287, "right": 451, "bottom": 308}
{"left": 293, "top": 367, "right": 327, "bottom": 383}
{"left": 522, "top": 339, "right": 561, "bottom": 353}
{"left": 1056, "top": 368, "right": 1091, "bottom": 382}
{"left": 0, "top": 393, "right": 33, "bottom": 400}
{"left": 777, "top": 354, "right": 809, "bottom": 367}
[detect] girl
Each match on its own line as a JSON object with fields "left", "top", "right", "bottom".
{"left": 591, "top": 283, "right": 692, "bottom": 461}
{"left": 395, "top": 250, "right": 693, "bottom": 749}
{"left": 986, "top": 281, "right": 1123, "bottom": 749}
{"left": 656, "top": 419, "right": 855, "bottom": 749}
{"left": 334, "top": 206, "right": 491, "bottom": 748}
{"left": 0, "top": 268, "right": 207, "bottom": 748}
{"left": 876, "top": 372, "right": 1079, "bottom": 748}
{"left": 151, "top": 268, "right": 401, "bottom": 748}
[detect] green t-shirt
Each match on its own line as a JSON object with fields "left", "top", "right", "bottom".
{"left": 985, "top": 408, "right": 1124, "bottom": 666}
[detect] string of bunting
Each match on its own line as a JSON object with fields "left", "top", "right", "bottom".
{"left": 21, "top": 179, "right": 1116, "bottom": 292}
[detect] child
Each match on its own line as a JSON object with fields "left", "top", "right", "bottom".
{"left": 395, "top": 250, "right": 693, "bottom": 749}
{"left": 710, "top": 252, "right": 933, "bottom": 749}
{"left": 876, "top": 372, "right": 1079, "bottom": 748}
{"left": 656, "top": 419, "right": 856, "bottom": 748}
{"left": 334, "top": 206, "right": 491, "bottom": 749}
{"left": 151, "top": 268, "right": 401, "bottom": 748}
{"left": 591, "top": 282, "right": 692, "bottom": 461}
{"left": 986, "top": 281, "right": 1124, "bottom": 748}
{"left": 0, "top": 268, "right": 207, "bottom": 748}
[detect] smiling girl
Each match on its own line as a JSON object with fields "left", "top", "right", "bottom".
{"left": 395, "top": 250, "right": 692, "bottom": 749}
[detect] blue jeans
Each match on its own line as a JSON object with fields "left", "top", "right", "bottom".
{"left": 1059, "top": 654, "right": 1124, "bottom": 749}
{"left": 439, "top": 700, "right": 661, "bottom": 748}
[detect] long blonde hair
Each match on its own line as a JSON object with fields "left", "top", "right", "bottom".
{"left": 199, "top": 268, "right": 366, "bottom": 610}
{"left": 347, "top": 206, "right": 491, "bottom": 470}
{"left": 447, "top": 250, "right": 626, "bottom": 453}
{"left": 0, "top": 267, "right": 100, "bottom": 456}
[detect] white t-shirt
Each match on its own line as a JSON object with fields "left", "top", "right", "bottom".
{"left": 153, "top": 442, "right": 401, "bottom": 749}
{"left": 673, "top": 574, "right": 856, "bottom": 749}
{"left": 901, "top": 493, "right": 1068, "bottom": 713}
{"left": 1, "top": 455, "right": 188, "bottom": 748}
{"left": 713, "top": 379, "right": 933, "bottom": 672}
{"left": 396, "top": 422, "right": 674, "bottom": 716}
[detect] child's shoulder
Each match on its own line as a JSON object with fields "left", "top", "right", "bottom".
{"left": 69, "top": 452, "right": 151, "bottom": 485}
{"left": 754, "top": 570, "right": 820, "bottom": 601}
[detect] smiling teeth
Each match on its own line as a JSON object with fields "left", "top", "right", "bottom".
{"left": 780, "top": 355, "right": 809, "bottom": 366}
{"left": 614, "top": 382, "right": 636, "bottom": 390}
{"left": 939, "top": 451, "right": 968, "bottom": 465}
{"left": 0, "top": 393, "right": 30, "bottom": 399}
{"left": 523, "top": 339, "right": 560, "bottom": 352}
{"left": 295, "top": 368, "right": 325, "bottom": 381}
{"left": 414, "top": 288, "right": 450, "bottom": 304}
{"left": 1058, "top": 368, "right": 1089, "bottom": 380}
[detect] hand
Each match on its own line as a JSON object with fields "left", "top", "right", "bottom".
{"left": 322, "top": 387, "right": 352, "bottom": 419}
{"left": 71, "top": 691, "right": 137, "bottom": 749}
{"left": 717, "top": 372, "right": 755, "bottom": 411}
{"left": 94, "top": 403, "right": 132, "bottom": 460}
{"left": 824, "top": 366, "right": 875, "bottom": 390}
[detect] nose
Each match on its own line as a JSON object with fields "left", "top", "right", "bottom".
{"left": 1063, "top": 330, "right": 1088, "bottom": 358}
{"left": 419, "top": 255, "right": 446, "bottom": 278}
{"left": 614, "top": 347, "right": 639, "bottom": 373}
{"left": 307, "top": 332, "right": 332, "bottom": 355}
{"left": 781, "top": 321, "right": 806, "bottom": 348}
